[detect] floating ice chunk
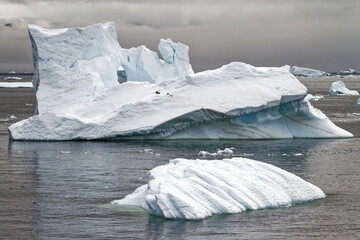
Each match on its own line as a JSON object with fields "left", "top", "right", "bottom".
{"left": 357, "top": 98, "right": 360, "bottom": 105}
{"left": 59, "top": 151, "right": 72, "bottom": 154}
{"left": 4, "top": 76, "right": 22, "bottom": 80}
{"left": 198, "top": 148, "right": 233, "bottom": 156}
{"left": 217, "top": 148, "right": 233, "bottom": 155}
{"left": 0, "top": 82, "right": 33, "bottom": 88}
{"left": 112, "top": 157, "right": 325, "bottom": 220}
{"left": 290, "top": 66, "right": 329, "bottom": 77}
{"left": 8, "top": 71, "right": 16, "bottom": 74}
{"left": 328, "top": 81, "right": 359, "bottom": 96}
{"left": 9, "top": 115, "right": 17, "bottom": 119}
{"left": 293, "top": 153, "right": 304, "bottom": 156}
{"left": 305, "top": 94, "right": 324, "bottom": 101}
{"left": 120, "top": 38, "right": 193, "bottom": 83}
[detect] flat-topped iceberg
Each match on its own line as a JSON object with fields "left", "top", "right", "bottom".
{"left": 8, "top": 22, "right": 353, "bottom": 140}
{"left": 328, "top": 81, "right": 359, "bottom": 96}
{"left": 290, "top": 66, "right": 329, "bottom": 77}
{"left": 112, "top": 157, "right": 325, "bottom": 220}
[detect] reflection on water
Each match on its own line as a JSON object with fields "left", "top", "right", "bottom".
{"left": 1, "top": 138, "right": 359, "bottom": 239}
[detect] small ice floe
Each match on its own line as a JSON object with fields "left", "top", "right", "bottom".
{"left": 112, "top": 157, "right": 325, "bottom": 220}
{"left": 357, "top": 98, "right": 360, "bottom": 105}
{"left": 9, "top": 115, "right": 17, "bottom": 119}
{"left": 198, "top": 148, "right": 234, "bottom": 157}
{"left": 282, "top": 153, "right": 289, "bottom": 156}
{"left": 144, "top": 148, "right": 154, "bottom": 154}
{"left": 217, "top": 148, "right": 234, "bottom": 155}
{"left": 293, "top": 153, "right": 304, "bottom": 156}
{"left": 198, "top": 151, "right": 217, "bottom": 157}
{"left": 239, "top": 153, "right": 254, "bottom": 157}
{"left": 305, "top": 94, "right": 324, "bottom": 101}
{"left": 59, "top": 151, "right": 72, "bottom": 154}
{"left": 4, "top": 76, "right": 22, "bottom": 80}
{"left": 0, "top": 82, "right": 33, "bottom": 88}
{"left": 0, "top": 118, "right": 9, "bottom": 122}
{"left": 8, "top": 71, "right": 16, "bottom": 74}
{"left": 328, "top": 81, "right": 359, "bottom": 96}
{"left": 25, "top": 103, "right": 33, "bottom": 106}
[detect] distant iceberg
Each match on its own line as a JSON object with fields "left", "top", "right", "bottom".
{"left": 0, "top": 82, "right": 33, "bottom": 88}
{"left": 339, "top": 68, "right": 360, "bottom": 74}
{"left": 290, "top": 66, "right": 330, "bottom": 77}
{"left": 328, "top": 81, "right": 359, "bottom": 96}
{"left": 8, "top": 22, "right": 353, "bottom": 140}
{"left": 112, "top": 157, "right": 325, "bottom": 220}
{"left": 4, "top": 76, "right": 22, "bottom": 80}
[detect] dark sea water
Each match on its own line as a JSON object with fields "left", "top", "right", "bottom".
{"left": 0, "top": 76, "right": 359, "bottom": 239}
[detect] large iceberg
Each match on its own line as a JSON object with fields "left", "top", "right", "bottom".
{"left": 328, "top": 81, "right": 359, "bottom": 96}
{"left": 112, "top": 157, "right": 325, "bottom": 220}
{"left": 290, "top": 66, "right": 330, "bottom": 77}
{"left": 8, "top": 22, "right": 353, "bottom": 140}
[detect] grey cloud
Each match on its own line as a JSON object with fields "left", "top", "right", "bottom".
{"left": 0, "top": 0, "right": 359, "bottom": 72}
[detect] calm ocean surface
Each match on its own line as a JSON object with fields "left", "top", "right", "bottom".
{"left": 0, "top": 76, "right": 359, "bottom": 239}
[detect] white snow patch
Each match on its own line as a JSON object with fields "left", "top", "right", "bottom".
{"left": 328, "top": 81, "right": 359, "bottom": 96}
{"left": 112, "top": 157, "right": 325, "bottom": 220}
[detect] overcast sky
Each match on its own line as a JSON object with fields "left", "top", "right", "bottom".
{"left": 0, "top": 0, "right": 359, "bottom": 72}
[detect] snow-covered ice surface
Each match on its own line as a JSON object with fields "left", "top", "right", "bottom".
{"left": 290, "top": 66, "right": 329, "bottom": 77}
{"left": 4, "top": 76, "right": 22, "bottom": 80}
{"left": 112, "top": 157, "right": 325, "bottom": 220}
{"left": 0, "top": 82, "right": 33, "bottom": 88}
{"left": 328, "top": 81, "right": 359, "bottom": 96}
{"left": 8, "top": 22, "right": 353, "bottom": 140}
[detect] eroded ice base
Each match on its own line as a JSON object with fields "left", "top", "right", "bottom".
{"left": 112, "top": 157, "right": 326, "bottom": 220}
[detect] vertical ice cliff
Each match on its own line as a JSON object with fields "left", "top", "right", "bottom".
{"left": 29, "top": 22, "right": 122, "bottom": 114}
{"left": 120, "top": 38, "right": 194, "bottom": 83}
